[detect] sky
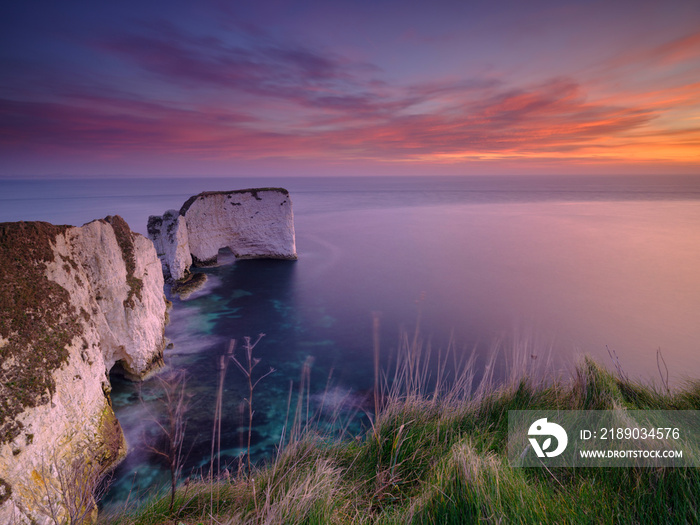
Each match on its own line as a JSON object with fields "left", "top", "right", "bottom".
{"left": 1, "top": 0, "right": 699, "bottom": 178}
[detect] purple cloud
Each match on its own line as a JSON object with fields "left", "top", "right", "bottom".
{"left": 99, "top": 22, "right": 387, "bottom": 115}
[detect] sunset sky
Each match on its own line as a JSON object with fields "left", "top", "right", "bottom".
{"left": 1, "top": 0, "right": 699, "bottom": 178}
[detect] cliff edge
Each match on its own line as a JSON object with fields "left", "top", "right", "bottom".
{"left": 148, "top": 188, "right": 296, "bottom": 280}
{"left": 0, "top": 216, "right": 167, "bottom": 524}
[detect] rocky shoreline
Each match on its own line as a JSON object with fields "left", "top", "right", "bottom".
{"left": 0, "top": 188, "right": 296, "bottom": 524}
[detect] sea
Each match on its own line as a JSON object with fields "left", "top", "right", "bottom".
{"left": 2, "top": 174, "right": 700, "bottom": 507}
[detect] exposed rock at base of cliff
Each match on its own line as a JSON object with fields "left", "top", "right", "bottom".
{"left": 170, "top": 272, "right": 208, "bottom": 300}
{"left": 0, "top": 216, "right": 167, "bottom": 524}
{"left": 148, "top": 188, "right": 297, "bottom": 281}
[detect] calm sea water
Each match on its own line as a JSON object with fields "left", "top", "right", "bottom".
{"left": 2, "top": 175, "right": 700, "bottom": 506}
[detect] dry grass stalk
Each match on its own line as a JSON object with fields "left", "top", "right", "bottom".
{"left": 142, "top": 369, "right": 190, "bottom": 513}
{"left": 230, "top": 334, "right": 275, "bottom": 475}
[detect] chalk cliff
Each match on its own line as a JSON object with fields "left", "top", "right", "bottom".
{"left": 148, "top": 188, "right": 297, "bottom": 280}
{"left": 0, "top": 216, "right": 167, "bottom": 524}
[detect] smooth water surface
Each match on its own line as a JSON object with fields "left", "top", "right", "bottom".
{"left": 3, "top": 175, "right": 700, "bottom": 506}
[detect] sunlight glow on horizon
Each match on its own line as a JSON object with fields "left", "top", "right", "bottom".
{"left": 1, "top": 0, "right": 699, "bottom": 177}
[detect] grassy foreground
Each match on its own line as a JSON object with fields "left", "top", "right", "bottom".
{"left": 100, "top": 341, "right": 700, "bottom": 524}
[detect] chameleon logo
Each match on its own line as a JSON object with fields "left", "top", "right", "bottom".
{"left": 528, "top": 418, "right": 568, "bottom": 458}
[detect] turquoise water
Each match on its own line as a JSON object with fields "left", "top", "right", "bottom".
{"left": 3, "top": 175, "right": 700, "bottom": 507}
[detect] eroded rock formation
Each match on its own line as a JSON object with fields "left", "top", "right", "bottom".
{"left": 0, "top": 216, "right": 167, "bottom": 524}
{"left": 148, "top": 188, "right": 297, "bottom": 280}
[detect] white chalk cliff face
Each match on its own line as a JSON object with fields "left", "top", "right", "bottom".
{"left": 148, "top": 188, "right": 297, "bottom": 280}
{"left": 148, "top": 210, "right": 192, "bottom": 283}
{"left": 0, "top": 216, "right": 167, "bottom": 524}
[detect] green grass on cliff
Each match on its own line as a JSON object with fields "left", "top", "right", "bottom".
{"left": 100, "top": 340, "right": 700, "bottom": 525}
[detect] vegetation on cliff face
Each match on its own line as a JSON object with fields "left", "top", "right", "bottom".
{"left": 104, "top": 216, "right": 143, "bottom": 309}
{"left": 178, "top": 188, "right": 290, "bottom": 215}
{"left": 0, "top": 221, "right": 83, "bottom": 445}
{"left": 170, "top": 273, "right": 207, "bottom": 299}
{"left": 27, "top": 408, "right": 126, "bottom": 525}
{"left": 0, "top": 477, "right": 10, "bottom": 506}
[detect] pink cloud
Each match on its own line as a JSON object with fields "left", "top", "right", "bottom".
{"left": 0, "top": 74, "right": 675, "bottom": 165}
{"left": 2, "top": 20, "right": 698, "bottom": 172}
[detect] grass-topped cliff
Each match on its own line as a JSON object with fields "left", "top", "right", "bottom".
{"left": 0, "top": 221, "right": 82, "bottom": 445}
{"left": 1, "top": 215, "right": 168, "bottom": 524}
{"left": 0, "top": 216, "right": 148, "bottom": 446}
{"left": 178, "top": 188, "right": 290, "bottom": 215}
{"left": 101, "top": 337, "right": 700, "bottom": 525}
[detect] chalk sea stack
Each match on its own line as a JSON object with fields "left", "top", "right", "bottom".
{"left": 148, "top": 188, "right": 297, "bottom": 281}
{"left": 0, "top": 216, "right": 168, "bottom": 524}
